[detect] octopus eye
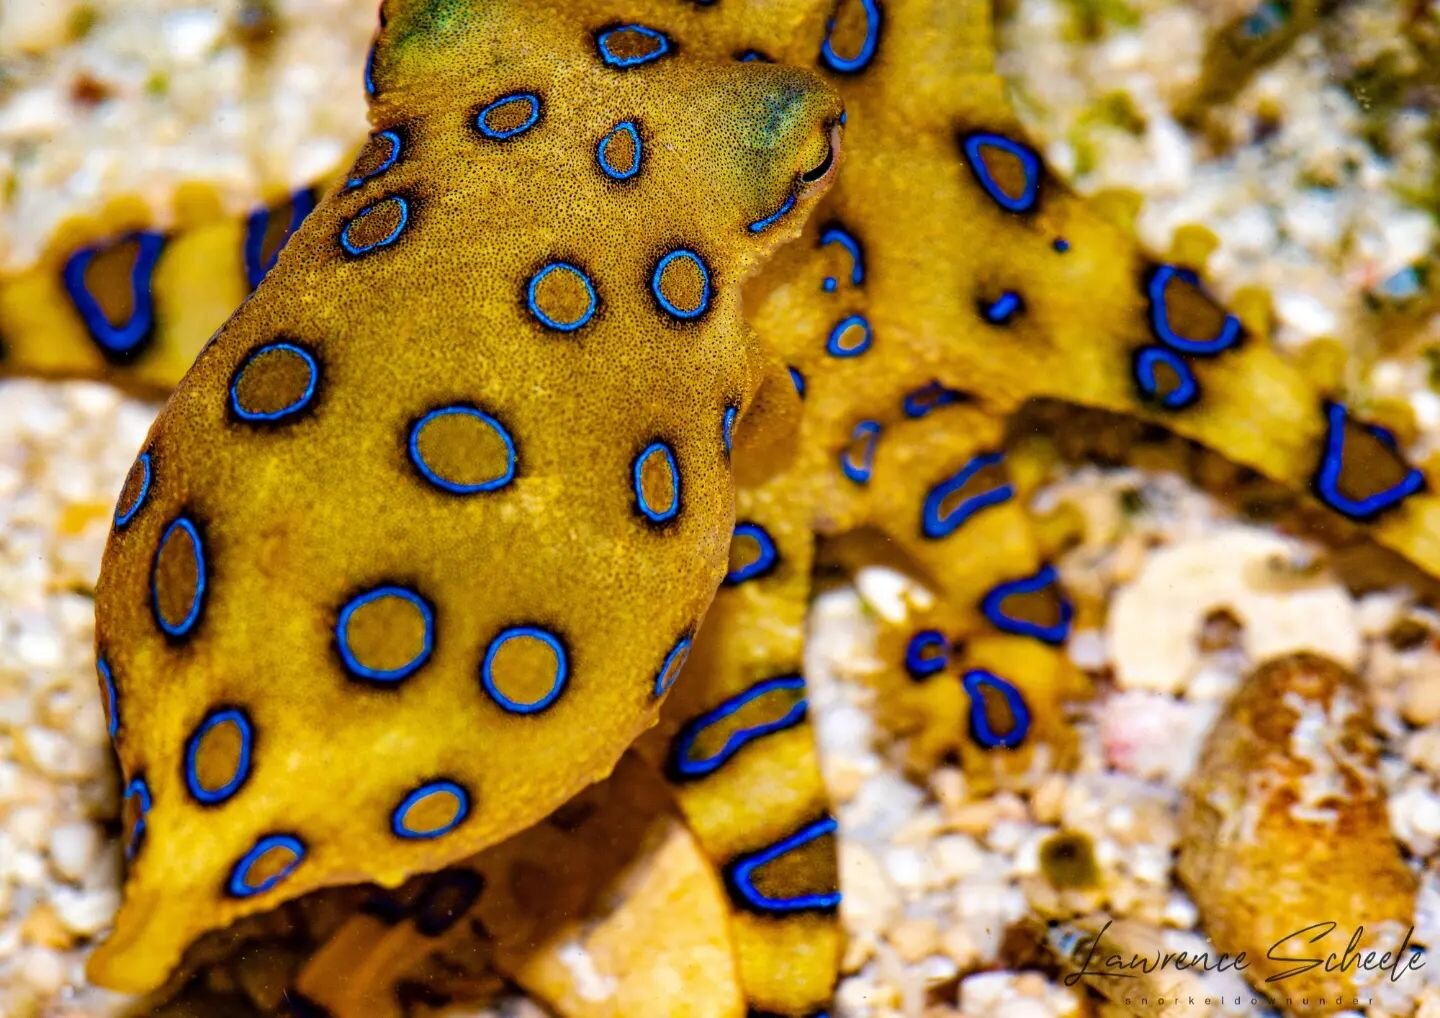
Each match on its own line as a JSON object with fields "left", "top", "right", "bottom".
{"left": 799, "top": 125, "right": 842, "bottom": 186}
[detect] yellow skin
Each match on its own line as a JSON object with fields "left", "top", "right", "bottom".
{"left": 0, "top": 0, "right": 1434, "bottom": 1015}
{"left": 77, "top": 0, "right": 844, "bottom": 999}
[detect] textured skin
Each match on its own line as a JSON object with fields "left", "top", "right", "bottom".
{"left": 84, "top": 0, "right": 842, "bottom": 995}
{"left": 2, "top": 0, "right": 1435, "bottom": 1015}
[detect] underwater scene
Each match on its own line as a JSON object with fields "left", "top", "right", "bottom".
{"left": 1, "top": 0, "right": 1439, "bottom": 1015}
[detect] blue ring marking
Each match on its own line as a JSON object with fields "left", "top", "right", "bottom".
{"left": 789, "top": 367, "right": 807, "bottom": 398}
{"left": 596, "top": 24, "right": 672, "bottom": 69}
{"left": 726, "top": 816, "right": 842, "bottom": 914}
{"left": 962, "top": 132, "right": 1042, "bottom": 214}
{"left": 980, "top": 565, "right": 1074, "bottom": 646}
{"left": 904, "top": 630, "right": 949, "bottom": 681}
{"left": 114, "top": 451, "right": 152, "bottom": 528}
{"left": 722, "top": 405, "right": 738, "bottom": 456}
{"left": 228, "top": 833, "right": 306, "bottom": 898}
{"left": 340, "top": 196, "right": 410, "bottom": 257}
{"left": 748, "top": 193, "right": 797, "bottom": 234}
{"left": 392, "top": 780, "right": 471, "bottom": 840}
{"left": 151, "top": 516, "right": 207, "bottom": 639}
{"left": 963, "top": 669, "right": 1032, "bottom": 749}
{"left": 409, "top": 406, "right": 518, "bottom": 494}
{"left": 364, "top": 39, "right": 378, "bottom": 97}
{"left": 819, "top": 225, "right": 865, "bottom": 292}
{"left": 1133, "top": 346, "right": 1199, "bottom": 411}
{"left": 668, "top": 674, "right": 808, "bottom": 780}
{"left": 826, "top": 314, "right": 872, "bottom": 357}
{"left": 244, "top": 188, "right": 317, "bottom": 289}
{"left": 921, "top": 452, "right": 1015, "bottom": 540}
{"left": 184, "top": 707, "right": 254, "bottom": 806}
{"left": 840, "top": 420, "right": 881, "bottom": 485}
{"left": 476, "top": 92, "right": 542, "bottom": 141}
{"left": 1146, "top": 265, "right": 1243, "bottom": 356}
{"left": 229, "top": 342, "right": 320, "bottom": 423}
{"left": 819, "top": 0, "right": 881, "bottom": 74}
{"left": 725, "top": 522, "right": 779, "bottom": 585}
{"left": 597, "top": 120, "right": 643, "bottom": 181}
{"left": 1053, "top": 238, "right": 1071, "bottom": 253}
{"left": 902, "top": 381, "right": 966, "bottom": 418}
{"left": 738, "top": 49, "right": 772, "bottom": 63}
{"left": 651, "top": 249, "right": 712, "bottom": 320}
{"left": 347, "top": 129, "right": 403, "bottom": 189}
{"left": 653, "top": 635, "right": 692, "bottom": 698}
{"left": 123, "top": 776, "right": 151, "bottom": 861}
{"left": 62, "top": 231, "right": 165, "bottom": 360}
{"left": 634, "top": 441, "right": 681, "bottom": 524}
{"left": 481, "top": 625, "right": 569, "bottom": 714}
{"left": 336, "top": 585, "right": 435, "bottom": 683}
{"left": 1313, "top": 401, "right": 1426, "bottom": 521}
{"left": 526, "top": 261, "right": 599, "bottom": 332}
{"left": 981, "top": 291, "right": 1024, "bottom": 325}
{"left": 97, "top": 657, "right": 120, "bottom": 741}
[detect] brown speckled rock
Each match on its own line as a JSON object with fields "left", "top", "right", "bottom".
{"left": 1178, "top": 653, "right": 1418, "bottom": 1016}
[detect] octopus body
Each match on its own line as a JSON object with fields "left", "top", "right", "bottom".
{"left": 0, "top": 0, "right": 1434, "bottom": 1015}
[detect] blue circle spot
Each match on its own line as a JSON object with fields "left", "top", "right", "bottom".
{"left": 526, "top": 262, "right": 598, "bottom": 332}
{"left": 725, "top": 522, "right": 779, "bottom": 585}
{"left": 364, "top": 40, "right": 378, "bottom": 97}
{"left": 789, "top": 367, "right": 807, "bottom": 397}
{"left": 597, "top": 120, "right": 643, "bottom": 180}
{"left": 62, "top": 231, "right": 165, "bottom": 361}
{"left": 1314, "top": 401, "right": 1427, "bottom": 521}
{"left": 722, "top": 406, "right": 738, "bottom": 456}
{"left": 726, "top": 816, "right": 843, "bottom": 913}
{"left": 980, "top": 565, "right": 1075, "bottom": 646}
{"left": 228, "top": 834, "right": 306, "bottom": 898}
{"left": 123, "top": 776, "right": 151, "bottom": 861}
{"left": 826, "top": 314, "right": 872, "bottom": 357}
{"left": 902, "top": 381, "right": 966, "bottom": 419}
{"left": 1133, "top": 346, "right": 1199, "bottom": 411}
{"left": 151, "top": 516, "right": 206, "bottom": 639}
{"left": 341, "top": 196, "right": 410, "bottom": 257}
{"left": 904, "top": 630, "right": 950, "bottom": 681}
{"left": 596, "top": 24, "right": 672, "bottom": 69}
{"left": 633, "top": 441, "right": 681, "bottom": 524}
{"left": 347, "top": 129, "right": 402, "bottom": 189}
{"left": 1146, "top": 265, "right": 1243, "bottom": 356}
{"left": 115, "top": 452, "right": 152, "bottom": 528}
{"left": 481, "top": 625, "right": 569, "bottom": 714}
{"left": 840, "top": 420, "right": 881, "bottom": 484}
{"left": 748, "top": 194, "right": 797, "bottom": 234}
{"left": 392, "top": 780, "right": 471, "bottom": 840}
{"left": 409, "top": 406, "right": 518, "bottom": 494}
{"left": 97, "top": 657, "right": 120, "bottom": 741}
{"left": 1053, "top": 237, "right": 1070, "bottom": 253}
{"left": 981, "top": 291, "right": 1024, "bottom": 325}
{"left": 229, "top": 342, "right": 320, "bottom": 423}
{"left": 185, "top": 707, "right": 254, "bottom": 806}
{"left": 668, "top": 674, "right": 808, "bottom": 780}
{"left": 820, "top": 0, "right": 881, "bottom": 73}
{"left": 244, "top": 189, "right": 316, "bottom": 290}
{"left": 653, "top": 635, "right": 691, "bottom": 698}
{"left": 336, "top": 586, "right": 435, "bottom": 684}
{"left": 921, "top": 453, "right": 1014, "bottom": 540}
{"left": 476, "top": 92, "right": 542, "bottom": 141}
{"left": 963, "top": 669, "right": 1032, "bottom": 749}
{"left": 651, "top": 249, "right": 713, "bottom": 321}
{"left": 962, "top": 132, "right": 1042, "bottom": 214}
{"left": 818, "top": 225, "right": 865, "bottom": 290}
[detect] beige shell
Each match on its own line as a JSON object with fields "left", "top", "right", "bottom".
{"left": 1178, "top": 653, "right": 1418, "bottom": 1015}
